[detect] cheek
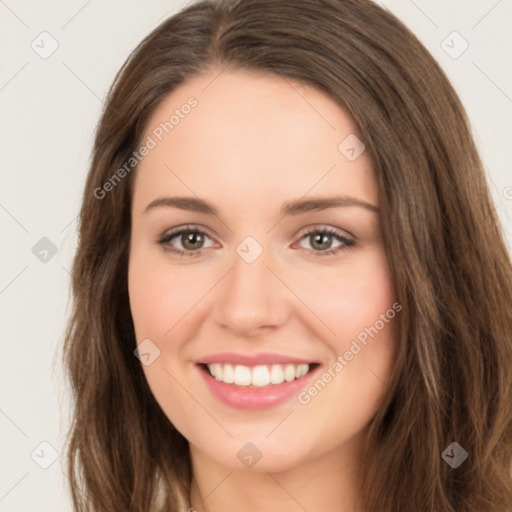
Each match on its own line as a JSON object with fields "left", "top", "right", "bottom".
{"left": 128, "top": 249, "right": 203, "bottom": 434}
{"left": 313, "top": 254, "right": 397, "bottom": 425}
{"left": 297, "top": 246, "right": 396, "bottom": 343}
{"left": 296, "top": 247, "right": 398, "bottom": 410}
{"left": 128, "top": 246, "right": 206, "bottom": 341}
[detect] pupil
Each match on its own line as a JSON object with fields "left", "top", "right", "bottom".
{"left": 313, "top": 233, "right": 331, "bottom": 250}
{"left": 184, "top": 231, "right": 203, "bottom": 249}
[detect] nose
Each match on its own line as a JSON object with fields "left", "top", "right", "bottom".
{"left": 213, "top": 246, "right": 290, "bottom": 337}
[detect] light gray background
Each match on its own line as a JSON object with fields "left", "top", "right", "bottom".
{"left": 0, "top": 1, "right": 511, "bottom": 510}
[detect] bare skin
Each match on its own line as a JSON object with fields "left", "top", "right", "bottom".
{"left": 128, "top": 68, "right": 398, "bottom": 512}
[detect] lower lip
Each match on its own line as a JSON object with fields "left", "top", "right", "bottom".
{"left": 197, "top": 365, "right": 318, "bottom": 410}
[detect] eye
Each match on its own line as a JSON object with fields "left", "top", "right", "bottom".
{"left": 156, "top": 224, "right": 215, "bottom": 257}
{"left": 294, "top": 226, "right": 356, "bottom": 256}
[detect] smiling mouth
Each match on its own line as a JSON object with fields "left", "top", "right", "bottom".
{"left": 199, "top": 362, "right": 319, "bottom": 388}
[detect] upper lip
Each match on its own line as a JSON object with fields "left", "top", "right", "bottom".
{"left": 196, "top": 352, "right": 316, "bottom": 366}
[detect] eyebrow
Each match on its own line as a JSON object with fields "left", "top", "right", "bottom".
{"left": 143, "top": 195, "right": 379, "bottom": 216}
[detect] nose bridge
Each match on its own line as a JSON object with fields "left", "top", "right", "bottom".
{"left": 214, "top": 240, "right": 287, "bottom": 334}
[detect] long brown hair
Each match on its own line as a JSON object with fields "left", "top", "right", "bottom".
{"left": 63, "top": 0, "right": 512, "bottom": 510}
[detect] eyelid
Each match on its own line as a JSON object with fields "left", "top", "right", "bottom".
{"left": 159, "top": 223, "right": 215, "bottom": 238}
{"left": 294, "top": 223, "right": 357, "bottom": 241}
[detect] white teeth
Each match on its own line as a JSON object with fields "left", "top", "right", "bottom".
{"left": 234, "top": 365, "right": 251, "bottom": 386}
{"left": 284, "top": 364, "right": 296, "bottom": 382}
{"left": 223, "top": 364, "right": 234, "bottom": 384}
{"left": 269, "top": 365, "right": 285, "bottom": 384}
{"left": 295, "top": 364, "right": 309, "bottom": 378}
{"left": 206, "top": 363, "right": 311, "bottom": 387}
{"left": 212, "top": 363, "right": 223, "bottom": 381}
{"left": 298, "top": 364, "right": 309, "bottom": 377}
{"left": 252, "top": 365, "right": 270, "bottom": 387}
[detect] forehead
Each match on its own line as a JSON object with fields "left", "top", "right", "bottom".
{"left": 132, "top": 69, "right": 378, "bottom": 214}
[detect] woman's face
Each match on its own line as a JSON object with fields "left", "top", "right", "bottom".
{"left": 128, "top": 69, "right": 399, "bottom": 472}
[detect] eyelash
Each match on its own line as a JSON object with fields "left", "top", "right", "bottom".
{"left": 156, "top": 224, "right": 356, "bottom": 258}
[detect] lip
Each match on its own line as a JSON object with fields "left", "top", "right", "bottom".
{"left": 196, "top": 351, "right": 316, "bottom": 366}
{"left": 196, "top": 358, "right": 320, "bottom": 410}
